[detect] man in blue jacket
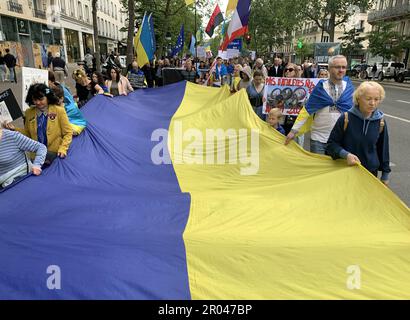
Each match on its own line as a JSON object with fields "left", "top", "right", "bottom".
{"left": 213, "top": 57, "right": 228, "bottom": 87}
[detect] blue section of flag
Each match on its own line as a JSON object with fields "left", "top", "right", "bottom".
{"left": 305, "top": 77, "right": 354, "bottom": 114}
{"left": 237, "top": 0, "right": 251, "bottom": 26}
{"left": 140, "top": 13, "right": 155, "bottom": 61}
{"left": 0, "top": 83, "right": 192, "bottom": 299}
{"left": 148, "top": 13, "right": 156, "bottom": 56}
{"left": 171, "top": 25, "right": 184, "bottom": 57}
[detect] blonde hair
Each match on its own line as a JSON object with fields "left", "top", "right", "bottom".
{"left": 268, "top": 107, "right": 283, "bottom": 118}
{"left": 318, "top": 69, "right": 329, "bottom": 78}
{"left": 353, "top": 81, "right": 385, "bottom": 105}
{"left": 72, "top": 69, "right": 87, "bottom": 82}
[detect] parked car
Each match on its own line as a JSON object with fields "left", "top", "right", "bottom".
{"left": 349, "top": 63, "right": 369, "bottom": 78}
{"left": 366, "top": 62, "right": 405, "bottom": 81}
{"left": 395, "top": 68, "right": 410, "bottom": 83}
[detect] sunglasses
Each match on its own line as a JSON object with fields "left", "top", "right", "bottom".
{"left": 284, "top": 68, "right": 294, "bottom": 72}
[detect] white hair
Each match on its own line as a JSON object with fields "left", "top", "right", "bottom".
{"left": 328, "top": 55, "right": 346, "bottom": 67}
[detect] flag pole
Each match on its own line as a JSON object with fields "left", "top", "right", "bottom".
{"left": 194, "top": 1, "right": 198, "bottom": 60}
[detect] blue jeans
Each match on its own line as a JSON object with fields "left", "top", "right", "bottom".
{"left": 310, "top": 139, "right": 327, "bottom": 154}
{"left": 8, "top": 67, "right": 16, "bottom": 83}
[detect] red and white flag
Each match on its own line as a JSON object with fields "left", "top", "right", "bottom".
{"left": 220, "top": 0, "right": 251, "bottom": 51}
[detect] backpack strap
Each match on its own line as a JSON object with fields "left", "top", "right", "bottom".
{"left": 343, "top": 112, "right": 349, "bottom": 131}
{"left": 379, "top": 116, "right": 385, "bottom": 134}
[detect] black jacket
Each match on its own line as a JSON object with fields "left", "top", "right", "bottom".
{"left": 4, "top": 53, "right": 16, "bottom": 68}
{"left": 268, "top": 65, "right": 284, "bottom": 77}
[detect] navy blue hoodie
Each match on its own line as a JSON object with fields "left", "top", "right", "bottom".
{"left": 326, "top": 106, "right": 391, "bottom": 180}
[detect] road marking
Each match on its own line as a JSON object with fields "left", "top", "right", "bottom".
{"left": 396, "top": 100, "right": 410, "bottom": 104}
{"left": 384, "top": 113, "right": 410, "bottom": 124}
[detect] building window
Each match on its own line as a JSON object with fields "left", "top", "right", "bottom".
{"left": 85, "top": 5, "right": 89, "bottom": 22}
{"left": 65, "top": 28, "right": 80, "bottom": 62}
{"left": 1, "top": 16, "right": 18, "bottom": 41}
{"left": 322, "top": 35, "right": 329, "bottom": 42}
{"left": 30, "top": 21, "right": 43, "bottom": 42}
{"left": 53, "top": 28, "right": 62, "bottom": 45}
{"left": 60, "top": 0, "right": 66, "bottom": 13}
{"left": 115, "top": 4, "right": 117, "bottom": 19}
{"left": 42, "top": 24, "right": 53, "bottom": 45}
{"left": 78, "top": 2, "right": 82, "bottom": 20}
{"left": 70, "top": 0, "right": 75, "bottom": 16}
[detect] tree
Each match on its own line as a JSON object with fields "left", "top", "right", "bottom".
{"left": 297, "top": 0, "right": 374, "bottom": 42}
{"left": 295, "top": 39, "right": 313, "bottom": 63}
{"left": 92, "top": 0, "right": 101, "bottom": 71}
{"left": 248, "top": 0, "right": 301, "bottom": 55}
{"left": 126, "top": 0, "right": 135, "bottom": 67}
{"left": 339, "top": 28, "right": 365, "bottom": 65}
{"left": 121, "top": 0, "right": 215, "bottom": 59}
{"left": 367, "top": 21, "right": 410, "bottom": 62}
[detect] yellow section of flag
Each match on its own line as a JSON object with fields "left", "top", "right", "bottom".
{"left": 169, "top": 82, "right": 410, "bottom": 299}
{"left": 226, "top": 0, "right": 239, "bottom": 15}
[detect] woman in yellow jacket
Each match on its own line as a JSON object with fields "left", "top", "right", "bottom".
{"left": 3, "top": 83, "right": 73, "bottom": 164}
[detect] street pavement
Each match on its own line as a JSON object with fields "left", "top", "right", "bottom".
{"left": 364, "top": 82, "right": 410, "bottom": 207}
{"left": 1, "top": 70, "right": 409, "bottom": 206}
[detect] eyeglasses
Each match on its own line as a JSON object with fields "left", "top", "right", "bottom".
{"left": 331, "top": 65, "right": 347, "bottom": 69}
{"left": 284, "top": 68, "right": 294, "bottom": 72}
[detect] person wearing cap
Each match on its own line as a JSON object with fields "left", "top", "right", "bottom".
{"left": 49, "top": 52, "right": 68, "bottom": 86}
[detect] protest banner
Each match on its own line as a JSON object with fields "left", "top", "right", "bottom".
{"left": 226, "top": 48, "right": 240, "bottom": 59}
{"left": 263, "top": 77, "right": 321, "bottom": 115}
{"left": 22, "top": 67, "right": 48, "bottom": 111}
{"left": 217, "top": 50, "right": 228, "bottom": 60}
{"left": 0, "top": 89, "right": 23, "bottom": 123}
{"left": 197, "top": 46, "right": 206, "bottom": 59}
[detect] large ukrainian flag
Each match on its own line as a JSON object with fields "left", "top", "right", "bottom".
{"left": 1, "top": 82, "right": 410, "bottom": 299}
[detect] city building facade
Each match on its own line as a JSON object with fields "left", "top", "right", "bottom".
{"left": 367, "top": 0, "right": 410, "bottom": 67}
{"left": 0, "top": 0, "right": 63, "bottom": 68}
{"left": 0, "top": 0, "right": 128, "bottom": 67}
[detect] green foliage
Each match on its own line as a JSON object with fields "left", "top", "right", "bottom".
{"left": 295, "top": 39, "right": 313, "bottom": 61}
{"left": 367, "top": 21, "right": 410, "bottom": 60}
{"left": 339, "top": 28, "right": 365, "bottom": 55}
{"left": 121, "top": 0, "right": 216, "bottom": 57}
{"left": 248, "top": 0, "right": 301, "bottom": 54}
{"left": 296, "top": 0, "right": 374, "bottom": 42}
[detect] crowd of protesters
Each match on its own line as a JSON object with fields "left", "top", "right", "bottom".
{"left": 0, "top": 50, "right": 391, "bottom": 189}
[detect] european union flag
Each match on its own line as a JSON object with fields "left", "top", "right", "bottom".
{"left": 171, "top": 25, "right": 184, "bottom": 57}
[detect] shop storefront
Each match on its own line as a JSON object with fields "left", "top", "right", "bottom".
{"left": 0, "top": 14, "right": 63, "bottom": 68}
{"left": 82, "top": 32, "right": 94, "bottom": 55}
{"left": 64, "top": 28, "right": 80, "bottom": 63}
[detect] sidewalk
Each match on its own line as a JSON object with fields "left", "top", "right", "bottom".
{"left": 0, "top": 64, "right": 81, "bottom": 126}
{"left": 351, "top": 77, "right": 410, "bottom": 89}
{"left": 0, "top": 63, "right": 80, "bottom": 109}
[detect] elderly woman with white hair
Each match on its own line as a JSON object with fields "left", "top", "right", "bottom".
{"left": 253, "top": 58, "right": 268, "bottom": 79}
{"left": 49, "top": 52, "right": 68, "bottom": 85}
{"left": 326, "top": 81, "right": 391, "bottom": 185}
